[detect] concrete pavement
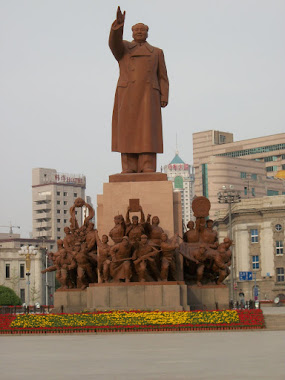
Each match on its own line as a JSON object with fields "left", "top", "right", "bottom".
{"left": 0, "top": 330, "right": 284, "bottom": 379}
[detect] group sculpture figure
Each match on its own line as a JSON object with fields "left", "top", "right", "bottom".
{"left": 42, "top": 196, "right": 232, "bottom": 289}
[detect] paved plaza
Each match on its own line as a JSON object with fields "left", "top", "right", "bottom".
{"left": 0, "top": 330, "right": 284, "bottom": 379}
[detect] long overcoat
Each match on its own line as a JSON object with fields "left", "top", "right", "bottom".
{"left": 109, "top": 21, "right": 169, "bottom": 153}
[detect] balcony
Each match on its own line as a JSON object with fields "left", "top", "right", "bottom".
{"left": 35, "top": 220, "right": 52, "bottom": 229}
{"left": 34, "top": 202, "right": 51, "bottom": 211}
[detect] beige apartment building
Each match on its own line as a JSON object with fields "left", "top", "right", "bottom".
{"left": 0, "top": 236, "right": 55, "bottom": 305}
{"left": 32, "top": 168, "right": 86, "bottom": 241}
{"left": 193, "top": 130, "right": 285, "bottom": 218}
{"left": 215, "top": 196, "right": 285, "bottom": 301}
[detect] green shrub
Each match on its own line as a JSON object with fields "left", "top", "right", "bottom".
{"left": 0, "top": 285, "right": 22, "bottom": 306}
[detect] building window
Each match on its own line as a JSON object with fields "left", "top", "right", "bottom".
{"left": 74, "top": 193, "right": 77, "bottom": 197}
{"left": 266, "top": 166, "right": 278, "bottom": 172}
{"left": 57, "top": 228, "right": 61, "bottom": 232}
{"left": 240, "top": 172, "right": 247, "bottom": 179}
{"left": 5, "top": 264, "right": 10, "bottom": 279}
{"left": 64, "top": 192, "right": 68, "bottom": 196}
{"left": 20, "top": 264, "right": 25, "bottom": 279}
{"left": 174, "top": 176, "right": 183, "bottom": 189}
{"left": 251, "top": 188, "right": 255, "bottom": 196}
{"left": 20, "top": 289, "right": 25, "bottom": 303}
{"left": 282, "top": 164, "right": 285, "bottom": 170}
{"left": 244, "top": 187, "right": 248, "bottom": 196}
{"left": 267, "top": 190, "right": 279, "bottom": 196}
{"left": 64, "top": 219, "right": 67, "bottom": 223}
{"left": 277, "top": 268, "right": 285, "bottom": 282}
{"left": 57, "top": 210, "right": 60, "bottom": 214}
{"left": 64, "top": 210, "right": 67, "bottom": 214}
{"left": 50, "top": 245, "right": 54, "bottom": 249}
{"left": 275, "top": 224, "right": 282, "bottom": 231}
{"left": 252, "top": 255, "right": 259, "bottom": 270}
{"left": 75, "top": 211, "right": 78, "bottom": 215}
{"left": 276, "top": 241, "right": 283, "bottom": 255}
{"left": 282, "top": 154, "right": 285, "bottom": 160}
{"left": 57, "top": 200, "right": 60, "bottom": 205}
{"left": 251, "top": 173, "right": 257, "bottom": 180}
{"left": 64, "top": 201, "right": 67, "bottom": 205}
{"left": 57, "top": 191, "right": 60, "bottom": 196}
{"left": 57, "top": 219, "right": 60, "bottom": 223}
{"left": 251, "top": 229, "right": 258, "bottom": 243}
{"left": 219, "top": 134, "right": 226, "bottom": 143}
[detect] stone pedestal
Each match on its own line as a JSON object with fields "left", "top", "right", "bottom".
{"left": 187, "top": 285, "right": 229, "bottom": 310}
{"left": 97, "top": 178, "right": 183, "bottom": 280}
{"left": 53, "top": 289, "right": 87, "bottom": 313}
{"left": 87, "top": 282, "right": 189, "bottom": 311}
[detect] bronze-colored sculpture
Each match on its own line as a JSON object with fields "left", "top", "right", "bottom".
{"left": 180, "top": 196, "right": 233, "bottom": 286}
{"left": 109, "top": 6, "right": 169, "bottom": 173}
{"left": 145, "top": 214, "right": 164, "bottom": 246}
{"left": 160, "top": 233, "right": 179, "bottom": 282}
{"left": 97, "top": 234, "right": 112, "bottom": 283}
{"left": 183, "top": 221, "right": 199, "bottom": 243}
{"left": 72, "top": 242, "right": 96, "bottom": 289}
{"left": 109, "top": 214, "right": 126, "bottom": 244}
{"left": 132, "top": 234, "right": 160, "bottom": 282}
{"left": 125, "top": 206, "right": 146, "bottom": 244}
{"left": 110, "top": 236, "right": 132, "bottom": 282}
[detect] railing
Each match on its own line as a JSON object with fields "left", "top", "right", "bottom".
{"left": 0, "top": 305, "right": 53, "bottom": 314}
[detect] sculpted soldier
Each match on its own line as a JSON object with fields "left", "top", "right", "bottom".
{"left": 110, "top": 236, "right": 132, "bottom": 282}
{"left": 145, "top": 214, "right": 164, "bottom": 246}
{"left": 132, "top": 235, "right": 160, "bottom": 282}
{"left": 42, "top": 248, "right": 77, "bottom": 289}
{"left": 63, "top": 227, "right": 75, "bottom": 253}
{"left": 73, "top": 242, "right": 96, "bottom": 289}
{"left": 125, "top": 206, "right": 146, "bottom": 244}
{"left": 192, "top": 244, "right": 209, "bottom": 286}
{"left": 109, "top": 214, "right": 126, "bottom": 244}
{"left": 201, "top": 219, "right": 218, "bottom": 247}
{"left": 183, "top": 221, "right": 199, "bottom": 244}
{"left": 109, "top": 6, "right": 169, "bottom": 173}
{"left": 97, "top": 234, "right": 112, "bottom": 283}
{"left": 160, "top": 233, "right": 179, "bottom": 281}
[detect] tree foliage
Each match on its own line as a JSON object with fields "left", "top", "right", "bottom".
{"left": 0, "top": 285, "right": 22, "bottom": 306}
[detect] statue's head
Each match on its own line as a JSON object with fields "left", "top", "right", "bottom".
{"left": 161, "top": 233, "right": 168, "bottom": 242}
{"left": 132, "top": 23, "right": 148, "bottom": 43}
{"left": 140, "top": 234, "right": 148, "bottom": 245}
{"left": 122, "top": 236, "right": 129, "bottom": 246}
{"left": 152, "top": 216, "right": 160, "bottom": 225}
{"left": 132, "top": 215, "right": 139, "bottom": 225}
{"left": 207, "top": 219, "right": 214, "bottom": 228}
{"left": 64, "top": 227, "right": 70, "bottom": 234}
{"left": 114, "top": 214, "right": 124, "bottom": 225}
{"left": 102, "top": 234, "right": 109, "bottom": 244}
{"left": 187, "top": 221, "right": 194, "bottom": 230}
{"left": 57, "top": 239, "right": 63, "bottom": 248}
{"left": 87, "top": 222, "right": 95, "bottom": 231}
{"left": 74, "top": 242, "right": 81, "bottom": 252}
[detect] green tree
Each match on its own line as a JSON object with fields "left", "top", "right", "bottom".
{"left": 0, "top": 285, "right": 22, "bottom": 306}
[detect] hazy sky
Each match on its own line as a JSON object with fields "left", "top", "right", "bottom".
{"left": 1, "top": 0, "right": 284, "bottom": 237}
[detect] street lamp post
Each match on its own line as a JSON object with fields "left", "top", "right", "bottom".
{"left": 19, "top": 245, "right": 37, "bottom": 307}
{"left": 217, "top": 185, "right": 241, "bottom": 304}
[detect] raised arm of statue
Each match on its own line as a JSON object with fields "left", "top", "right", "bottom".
{"left": 109, "top": 6, "right": 126, "bottom": 62}
{"left": 139, "top": 206, "right": 145, "bottom": 223}
{"left": 125, "top": 206, "right": 131, "bottom": 225}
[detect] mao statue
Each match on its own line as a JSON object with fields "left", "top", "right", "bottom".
{"left": 109, "top": 6, "right": 169, "bottom": 173}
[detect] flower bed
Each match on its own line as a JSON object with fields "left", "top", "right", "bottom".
{"left": 0, "top": 309, "right": 264, "bottom": 334}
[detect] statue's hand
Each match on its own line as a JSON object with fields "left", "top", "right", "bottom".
{"left": 116, "top": 6, "right": 126, "bottom": 24}
{"left": 161, "top": 101, "right": 168, "bottom": 108}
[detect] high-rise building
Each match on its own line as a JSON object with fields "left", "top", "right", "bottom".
{"left": 164, "top": 152, "right": 195, "bottom": 228}
{"left": 32, "top": 168, "right": 86, "bottom": 241}
{"left": 193, "top": 131, "right": 285, "bottom": 218}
